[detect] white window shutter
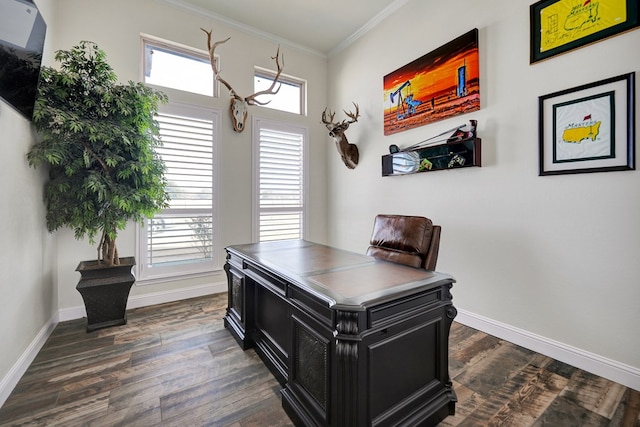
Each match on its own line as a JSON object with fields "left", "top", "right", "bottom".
{"left": 138, "top": 104, "right": 219, "bottom": 281}
{"left": 254, "top": 119, "right": 306, "bottom": 242}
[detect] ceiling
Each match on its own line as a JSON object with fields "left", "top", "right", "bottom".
{"left": 162, "top": 0, "right": 407, "bottom": 56}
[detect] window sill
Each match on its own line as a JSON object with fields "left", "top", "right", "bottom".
{"left": 135, "top": 269, "right": 225, "bottom": 287}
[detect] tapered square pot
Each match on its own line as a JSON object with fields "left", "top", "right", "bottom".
{"left": 76, "top": 257, "right": 136, "bottom": 332}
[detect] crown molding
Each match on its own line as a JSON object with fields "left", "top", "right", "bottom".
{"left": 154, "top": 0, "right": 327, "bottom": 58}
{"left": 329, "top": 0, "right": 411, "bottom": 57}
{"left": 155, "top": 0, "right": 411, "bottom": 59}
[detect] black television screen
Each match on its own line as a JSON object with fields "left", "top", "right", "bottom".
{"left": 0, "top": 0, "right": 46, "bottom": 120}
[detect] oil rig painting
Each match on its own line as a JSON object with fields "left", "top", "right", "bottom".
{"left": 383, "top": 28, "right": 480, "bottom": 136}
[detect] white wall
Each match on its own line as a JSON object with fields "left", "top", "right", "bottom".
{"left": 327, "top": 0, "right": 640, "bottom": 380}
{"left": 0, "top": 104, "right": 57, "bottom": 400}
{"left": 49, "top": 0, "right": 330, "bottom": 312}
{"left": 3, "top": 0, "right": 638, "bottom": 404}
{"left": 1, "top": 0, "right": 329, "bottom": 402}
{"left": 0, "top": 0, "right": 57, "bottom": 400}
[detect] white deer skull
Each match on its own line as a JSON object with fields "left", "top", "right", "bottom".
{"left": 202, "top": 28, "right": 284, "bottom": 133}
{"left": 322, "top": 103, "right": 360, "bottom": 169}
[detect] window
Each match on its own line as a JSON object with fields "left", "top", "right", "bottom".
{"left": 137, "top": 103, "right": 220, "bottom": 281}
{"left": 253, "top": 117, "right": 307, "bottom": 242}
{"left": 253, "top": 69, "right": 305, "bottom": 115}
{"left": 142, "top": 35, "right": 216, "bottom": 97}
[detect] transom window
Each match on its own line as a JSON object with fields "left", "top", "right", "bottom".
{"left": 142, "top": 35, "right": 216, "bottom": 97}
{"left": 253, "top": 69, "right": 305, "bottom": 115}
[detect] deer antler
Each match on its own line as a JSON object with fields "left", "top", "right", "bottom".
{"left": 321, "top": 103, "right": 359, "bottom": 129}
{"left": 201, "top": 28, "right": 286, "bottom": 133}
{"left": 321, "top": 108, "right": 336, "bottom": 125}
{"left": 343, "top": 102, "right": 360, "bottom": 125}
{"left": 245, "top": 46, "right": 284, "bottom": 106}
{"left": 201, "top": 28, "right": 238, "bottom": 98}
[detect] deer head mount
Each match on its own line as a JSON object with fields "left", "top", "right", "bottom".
{"left": 202, "top": 28, "right": 284, "bottom": 133}
{"left": 322, "top": 103, "right": 360, "bottom": 169}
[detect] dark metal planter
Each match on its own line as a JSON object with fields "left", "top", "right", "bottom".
{"left": 76, "top": 257, "right": 136, "bottom": 333}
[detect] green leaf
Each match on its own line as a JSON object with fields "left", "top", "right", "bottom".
{"left": 27, "top": 40, "right": 169, "bottom": 261}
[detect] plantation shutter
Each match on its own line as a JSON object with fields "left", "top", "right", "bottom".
{"left": 138, "top": 104, "right": 219, "bottom": 279}
{"left": 158, "top": 113, "right": 213, "bottom": 210}
{"left": 255, "top": 119, "right": 306, "bottom": 242}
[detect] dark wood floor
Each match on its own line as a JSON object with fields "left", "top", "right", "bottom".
{"left": 0, "top": 293, "right": 637, "bottom": 426}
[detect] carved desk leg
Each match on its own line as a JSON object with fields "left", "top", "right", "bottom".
{"left": 335, "top": 310, "right": 361, "bottom": 426}
{"left": 445, "top": 283, "right": 458, "bottom": 415}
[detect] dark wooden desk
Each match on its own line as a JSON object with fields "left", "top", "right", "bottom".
{"left": 223, "top": 240, "right": 457, "bottom": 426}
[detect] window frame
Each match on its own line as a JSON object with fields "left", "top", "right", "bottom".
{"left": 141, "top": 33, "right": 219, "bottom": 98}
{"left": 136, "top": 102, "right": 221, "bottom": 284}
{"left": 253, "top": 67, "right": 307, "bottom": 116}
{"left": 252, "top": 116, "right": 309, "bottom": 243}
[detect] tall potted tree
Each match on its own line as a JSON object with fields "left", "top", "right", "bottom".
{"left": 27, "top": 41, "right": 169, "bottom": 332}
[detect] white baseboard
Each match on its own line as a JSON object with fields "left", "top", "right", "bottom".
{"left": 58, "top": 282, "right": 227, "bottom": 322}
{"left": 455, "top": 308, "right": 640, "bottom": 391}
{"left": 0, "top": 315, "right": 57, "bottom": 408}
{"left": 128, "top": 282, "right": 227, "bottom": 309}
{"left": 0, "top": 282, "right": 226, "bottom": 407}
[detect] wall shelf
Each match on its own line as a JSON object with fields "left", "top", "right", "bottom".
{"left": 382, "top": 138, "right": 481, "bottom": 176}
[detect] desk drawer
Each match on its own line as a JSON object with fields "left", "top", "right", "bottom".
{"left": 369, "top": 287, "right": 443, "bottom": 328}
{"left": 244, "top": 261, "right": 287, "bottom": 296}
{"left": 226, "top": 252, "right": 245, "bottom": 269}
{"left": 288, "top": 286, "right": 334, "bottom": 328}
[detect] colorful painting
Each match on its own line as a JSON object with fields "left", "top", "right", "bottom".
{"left": 538, "top": 72, "right": 635, "bottom": 175}
{"left": 530, "top": 0, "right": 640, "bottom": 63}
{"left": 383, "top": 29, "right": 480, "bottom": 136}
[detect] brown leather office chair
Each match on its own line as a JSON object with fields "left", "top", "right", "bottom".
{"left": 366, "top": 214, "right": 441, "bottom": 270}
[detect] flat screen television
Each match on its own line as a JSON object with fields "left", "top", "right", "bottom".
{"left": 0, "top": 0, "right": 46, "bottom": 120}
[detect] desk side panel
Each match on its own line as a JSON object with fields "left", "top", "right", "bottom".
{"left": 223, "top": 257, "right": 254, "bottom": 350}
{"left": 364, "top": 283, "right": 457, "bottom": 426}
{"left": 282, "top": 311, "right": 333, "bottom": 426}
{"left": 254, "top": 281, "right": 291, "bottom": 384}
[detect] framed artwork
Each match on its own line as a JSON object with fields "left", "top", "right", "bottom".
{"left": 538, "top": 72, "right": 635, "bottom": 175}
{"left": 530, "top": 0, "right": 640, "bottom": 63}
{"left": 383, "top": 28, "right": 480, "bottom": 136}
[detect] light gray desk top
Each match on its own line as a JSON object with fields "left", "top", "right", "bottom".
{"left": 227, "top": 240, "right": 454, "bottom": 310}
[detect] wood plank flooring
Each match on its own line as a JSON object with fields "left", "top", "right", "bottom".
{"left": 0, "top": 293, "right": 637, "bottom": 426}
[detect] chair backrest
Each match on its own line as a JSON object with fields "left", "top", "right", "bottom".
{"left": 366, "top": 214, "right": 441, "bottom": 270}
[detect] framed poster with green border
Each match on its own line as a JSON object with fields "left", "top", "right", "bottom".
{"left": 530, "top": 0, "right": 640, "bottom": 63}
{"left": 538, "top": 72, "right": 635, "bottom": 175}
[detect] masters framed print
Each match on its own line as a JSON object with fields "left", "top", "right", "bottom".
{"left": 530, "top": 0, "right": 640, "bottom": 63}
{"left": 538, "top": 72, "right": 635, "bottom": 175}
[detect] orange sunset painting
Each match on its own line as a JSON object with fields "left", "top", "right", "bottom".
{"left": 383, "top": 28, "right": 480, "bottom": 136}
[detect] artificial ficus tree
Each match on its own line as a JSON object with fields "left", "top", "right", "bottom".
{"left": 27, "top": 41, "right": 170, "bottom": 266}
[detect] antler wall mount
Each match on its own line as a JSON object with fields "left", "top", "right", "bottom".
{"left": 322, "top": 102, "right": 360, "bottom": 169}
{"left": 202, "top": 28, "right": 284, "bottom": 133}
